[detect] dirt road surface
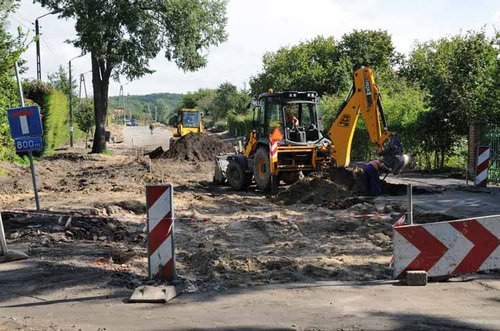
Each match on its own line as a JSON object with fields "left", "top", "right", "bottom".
{"left": 0, "top": 126, "right": 498, "bottom": 330}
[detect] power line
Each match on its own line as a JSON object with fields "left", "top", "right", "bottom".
{"left": 9, "top": 15, "right": 31, "bottom": 30}
{"left": 40, "top": 33, "right": 65, "bottom": 64}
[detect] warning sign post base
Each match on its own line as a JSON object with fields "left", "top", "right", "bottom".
{"left": 129, "top": 283, "right": 183, "bottom": 303}
{"left": 0, "top": 250, "right": 29, "bottom": 263}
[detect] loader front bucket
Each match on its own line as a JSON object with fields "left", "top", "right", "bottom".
{"left": 213, "top": 154, "right": 230, "bottom": 184}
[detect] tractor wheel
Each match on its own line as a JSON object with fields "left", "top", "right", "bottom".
{"left": 253, "top": 147, "right": 271, "bottom": 191}
{"left": 226, "top": 160, "right": 251, "bottom": 191}
{"left": 280, "top": 172, "right": 300, "bottom": 185}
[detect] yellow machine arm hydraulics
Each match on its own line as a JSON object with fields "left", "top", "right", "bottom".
{"left": 328, "top": 66, "right": 391, "bottom": 167}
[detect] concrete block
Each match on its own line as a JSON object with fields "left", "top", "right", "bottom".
{"left": 128, "top": 284, "right": 182, "bottom": 303}
{"left": 406, "top": 270, "right": 428, "bottom": 286}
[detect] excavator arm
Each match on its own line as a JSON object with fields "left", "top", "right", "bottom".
{"left": 328, "top": 66, "right": 408, "bottom": 173}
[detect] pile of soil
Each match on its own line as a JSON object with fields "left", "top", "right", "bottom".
{"left": 276, "top": 171, "right": 353, "bottom": 205}
{"left": 276, "top": 168, "right": 365, "bottom": 206}
{"left": 151, "top": 133, "right": 233, "bottom": 161}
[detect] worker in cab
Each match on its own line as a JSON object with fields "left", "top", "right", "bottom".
{"left": 363, "top": 159, "right": 391, "bottom": 196}
{"left": 285, "top": 107, "right": 299, "bottom": 128}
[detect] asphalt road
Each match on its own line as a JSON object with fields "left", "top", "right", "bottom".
{"left": 1, "top": 263, "right": 499, "bottom": 330}
{"left": 122, "top": 125, "right": 172, "bottom": 151}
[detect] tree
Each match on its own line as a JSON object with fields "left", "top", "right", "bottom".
{"left": 47, "top": 65, "right": 76, "bottom": 97}
{"left": 213, "top": 82, "right": 248, "bottom": 117}
{"left": 0, "top": 3, "right": 26, "bottom": 160}
{"left": 36, "top": 0, "right": 228, "bottom": 153}
{"left": 75, "top": 100, "right": 94, "bottom": 146}
{"left": 250, "top": 36, "right": 350, "bottom": 96}
{"left": 340, "top": 29, "right": 398, "bottom": 72}
{"left": 250, "top": 31, "right": 398, "bottom": 96}
{"left": 402, "top": 30, "right": 500, "bottom": 168}
{"left": 180, "top": 88, "right": 217, "bottom": 115}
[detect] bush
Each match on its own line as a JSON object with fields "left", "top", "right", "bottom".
{"left": 227, "top": 110, "right": 253, "bottom": 137}
{"left": 214, "top": 119, "right": 228, "bottom": 132}
{"left": 43, "top": 90, "right": 70, "bottom": 151}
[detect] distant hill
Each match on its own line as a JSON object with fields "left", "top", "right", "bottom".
{"left": 108, "top": 92, "right": 182, "bottom": 124}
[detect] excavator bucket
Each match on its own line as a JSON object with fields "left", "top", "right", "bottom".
{"left": 383, "top": 153, "right": 411, "bottom": 175}
{"left": 213, "top": 154, "right": 230, "bottom": 184}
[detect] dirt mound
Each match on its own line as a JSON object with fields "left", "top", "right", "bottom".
{"left": 276, "top": 171, "right": 354, "bottom": 205}
{"left": 152, "top": 133, "right": 233, "bottom": 161}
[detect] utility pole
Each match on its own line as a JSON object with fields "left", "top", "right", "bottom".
{"left": 68, "top": 54, "right": 85, "bottom": 147}
{"left": 35, "top": 20, "right": 41, "bottom": 80}
{"left": 35, "top": 10, "right": 60, "bottom": 81}
{"left": 119, "top": 85, "right": 125, "bottom": 123}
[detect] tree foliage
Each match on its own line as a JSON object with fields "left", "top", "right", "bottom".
{"left": 402, "top": 30, "right": 500, "bottom": 168}
{"left": 213, "top": 82, "right": 248, "bottom": 117}
{"left": 35, "top": 0, "right": 228, "bottom": 153}
{"left": 250, "top": 30, "right": 397, "bottom": 96}
{"left": 0, "top": 4, "right": 27, "bottom": 160}
{"left": 75, "top": 100, "right": 94, "bottom": 134}
{"left": 47, "top": 65, "right": 77, "bottom": 97}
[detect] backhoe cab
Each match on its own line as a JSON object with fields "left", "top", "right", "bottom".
{"left": 214, "top": 66, "right": 410, "bottom": 192}
{"left": 214, "top": 91, "right": 331, "bottom": 191}
{"left": 172, "top": 108, "right": 203, "bottom": 138}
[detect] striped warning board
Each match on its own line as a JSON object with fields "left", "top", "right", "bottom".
{"left": 269, "top": 139, "right": 278, "bottom": 162}
{"left": 393, "top": 215, "right": 500, "bottom": 279}
{"left": 146, "top": 185, "right": 176, "bottom": 281}
{"left": 475, "top": 146, "right": 490, "bottom": 187}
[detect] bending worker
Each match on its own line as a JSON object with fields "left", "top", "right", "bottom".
{"left": 363, "top": 159, "right": 391, "bottom": 196}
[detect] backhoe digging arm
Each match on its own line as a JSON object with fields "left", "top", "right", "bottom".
{"left": 328, "top": 66, "right": 391, "bottom": 167}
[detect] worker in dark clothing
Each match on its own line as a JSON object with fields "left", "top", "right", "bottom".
{"left": 363, "top": 159, "right": 392, "bottom": 196}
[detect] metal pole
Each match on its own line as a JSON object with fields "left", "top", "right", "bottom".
{"left": 69, "top": 60, "right": 74, "bottom": 147}
{"left": 15, "top": 62, "right": 24, "bottom": 107}
{"left": 35, "top": 19, "right": 41, "bottom": 81}
{"left": 28, "top": 152, "right": 41, "bottom": 211}
{"left": 0, "top": 213, "right": 8, "bottom": 255}
{"left": 15, "top": 62, "right": 41, "bottom": 211}
{"left": 407, "top": 183, "right": 413, "bottom": 225}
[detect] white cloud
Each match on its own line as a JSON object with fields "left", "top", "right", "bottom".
{"left": 9, "top": 0, "right": 499, "bottom": 96}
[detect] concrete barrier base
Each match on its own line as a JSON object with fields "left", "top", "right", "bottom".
{"left": 406, "top": 270, "right": 428, "bottom": 286}
{"left": 128, "top": 284, "right": 182, "bottom": 303}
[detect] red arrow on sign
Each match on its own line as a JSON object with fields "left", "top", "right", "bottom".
{"left": 396, "top": 226, "right": 448, "bottom": 275}
{"left": 451, "top": 219, "right": 499, "bottom": 275}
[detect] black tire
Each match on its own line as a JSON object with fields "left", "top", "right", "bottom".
{"left": 253, "top": 147, "right": 271, "bottom": 191}
{"left": 227, "top": 160, "right": 251, "bottom": 191}
{"left": 280, "top": 172, "right": 300, "bottom": 185}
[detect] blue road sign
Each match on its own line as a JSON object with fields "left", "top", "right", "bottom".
{"left": 7, "top": 106, "right": 43, "bottom": 139}
{"left": 14, "top": 136, "right": 43, "bottom": 153}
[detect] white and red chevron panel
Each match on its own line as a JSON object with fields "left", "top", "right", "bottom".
{"left": 393, "top": 215, "right": 500, "bottom": 279}
{"left": 146, "top": 185, "right": 176, "bottom": 281}
{"left": 475, "top": 146, "right": 490, "bottom": 187}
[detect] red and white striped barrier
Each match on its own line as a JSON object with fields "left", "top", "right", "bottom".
{"left": 146, "top": 184, "right": 176, "bottom": 281}
{"left": 393, "top": 215, "right": 500, "bottom": 279}
{"left": 475, "top": 146, "right": 490, "bottom": 187}
{"left": 269, "top": 139, "right": 278, "bottom": 162}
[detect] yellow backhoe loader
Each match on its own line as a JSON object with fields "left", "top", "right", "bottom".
{"left": 213, "top": 66, "right": 409, "bottom": 191}
{"left": 169, "top": 108, "right": 204, "bottom": 147}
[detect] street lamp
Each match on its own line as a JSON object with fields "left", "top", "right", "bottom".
{"left": 69, "top": 54, "right": 85, "bottom": 147}
{"left": 35, "top": 9, "right": 61, "bottom": 81}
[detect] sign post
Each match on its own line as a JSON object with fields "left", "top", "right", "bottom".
{"left": 9, "top": 62, "right": 43, "bottom": 211}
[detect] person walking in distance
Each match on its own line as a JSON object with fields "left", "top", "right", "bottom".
{"left": 363, "top": 159, "right": 392, "bottom": 195}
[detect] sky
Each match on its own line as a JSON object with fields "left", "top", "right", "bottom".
{"left": 8, "top": 0, "right": 500, "bottom": 97}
